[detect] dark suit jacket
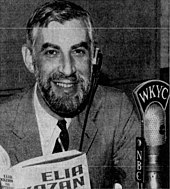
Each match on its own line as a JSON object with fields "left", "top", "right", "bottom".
{"left": 0, "top": 85, "right": 140, "bottom": 189}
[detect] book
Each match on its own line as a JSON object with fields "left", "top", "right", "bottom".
{"left": 0, "top": 150, "right": 91, "bottom": 189}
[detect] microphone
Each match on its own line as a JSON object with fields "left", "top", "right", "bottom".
{"left": 133, "top": 80, "right": 170, "bottom": 189}
{"left": 143, "top": 103, "right": 167, "bottom": 189}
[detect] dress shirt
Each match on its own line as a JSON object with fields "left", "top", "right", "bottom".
{"left": 33, "top": 84, "right": 71, "bottom": 155}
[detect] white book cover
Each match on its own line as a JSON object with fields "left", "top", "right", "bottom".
{"left": 0, "top": 150, "right": 91, "bottom": 189}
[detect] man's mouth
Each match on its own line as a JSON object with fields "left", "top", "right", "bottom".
{"left": 52, "top": 79, "right": 78, "bottom": 90}
{"left": 55, "top": 82, "right": 74, "bottom": 88}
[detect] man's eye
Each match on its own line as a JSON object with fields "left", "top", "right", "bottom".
{"left": 44, "top": 50, "right": 59, "bottom": 57}
{"left": 72, "top": 49, "right": 86, "bottom": 56}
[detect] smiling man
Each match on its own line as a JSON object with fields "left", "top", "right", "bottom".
{"left": 0, "top": 0, "right": 140, "bottom": 188}
{"left": 23, "top": 9, "right": 93, "bottom": 119}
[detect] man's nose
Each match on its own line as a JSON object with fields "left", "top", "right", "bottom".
{"left": 59, "top": 55, "right": 76, "bottom": 76}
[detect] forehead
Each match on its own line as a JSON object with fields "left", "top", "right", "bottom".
{"left": 33, "top": 19, "right": 88, "bottom": 48}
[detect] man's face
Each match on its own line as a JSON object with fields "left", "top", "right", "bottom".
{"left": 32, "top": 19, "right": 92, "bottom": 117}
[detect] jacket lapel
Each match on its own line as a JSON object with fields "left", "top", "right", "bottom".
{"left": 68, "top": 103, "right": 99, "bottom": 154}
{"left": 12, "top": 87, "right": 42, "bottom": 163}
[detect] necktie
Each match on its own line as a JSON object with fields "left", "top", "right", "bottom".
{"left": 52, "top": 119, "right": 69, "bottom": 153}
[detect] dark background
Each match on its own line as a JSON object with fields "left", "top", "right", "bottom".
{"left": 0, "top": 0, "right": 168, "bottom": 101}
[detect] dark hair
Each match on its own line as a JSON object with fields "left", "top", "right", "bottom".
{"left": 26, "top": 0, "right": 93, "bottom": 46}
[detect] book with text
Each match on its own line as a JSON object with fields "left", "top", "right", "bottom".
{"left": 0, "top": 150, "right": 91, "bottom": 189}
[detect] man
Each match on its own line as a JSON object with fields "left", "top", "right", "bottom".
{"left": 0, "top": 0, "right": 140, "bottom": 188}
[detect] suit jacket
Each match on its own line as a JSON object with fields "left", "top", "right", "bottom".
{"left": 0, "top": 85, "right": 140, "bottom": 189}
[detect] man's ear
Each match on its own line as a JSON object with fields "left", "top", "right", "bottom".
{"left": 22, "top": 44, "right": 34, "bottom": 73}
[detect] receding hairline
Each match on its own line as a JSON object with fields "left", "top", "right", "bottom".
{"left": 29, "top": 17, "right": 93, "bottom": 48}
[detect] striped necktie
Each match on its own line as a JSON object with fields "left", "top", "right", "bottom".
{"left": 52, "top": 119, "right": 69, "bottom": 153}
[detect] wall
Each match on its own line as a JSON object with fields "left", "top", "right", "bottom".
{"left": 160, "top": 0, "right": 169, "bottom": 68}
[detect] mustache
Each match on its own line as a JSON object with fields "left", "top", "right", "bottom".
{"left": 50, "top": 72, "right": 82, "bottom": 83}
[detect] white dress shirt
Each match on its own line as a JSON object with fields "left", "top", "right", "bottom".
{"left": 33, "top": 84, "right": 71, "bottom": 155}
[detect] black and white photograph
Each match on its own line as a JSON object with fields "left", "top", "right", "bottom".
{"left": 0, "top": 0, "right": 169, "bottom": 188}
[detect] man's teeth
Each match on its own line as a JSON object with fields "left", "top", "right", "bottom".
{"left": 56, "top": 82, "right": 73, "bottom": 88}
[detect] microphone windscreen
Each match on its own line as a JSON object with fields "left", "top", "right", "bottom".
{"left": 144, "top": 103, "right": 166, "bottom": 146}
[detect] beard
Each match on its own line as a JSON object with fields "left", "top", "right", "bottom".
{"left": 35, "top": 69, "right": 91, "bottom": 118}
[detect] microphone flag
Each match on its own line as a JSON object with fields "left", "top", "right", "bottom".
{"left": 133, "top": 80, "right": 169, "bottom": 116}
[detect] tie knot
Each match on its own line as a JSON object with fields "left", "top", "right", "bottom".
{"left": 57, "top": 119, "right": 67, "bottom": 131}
